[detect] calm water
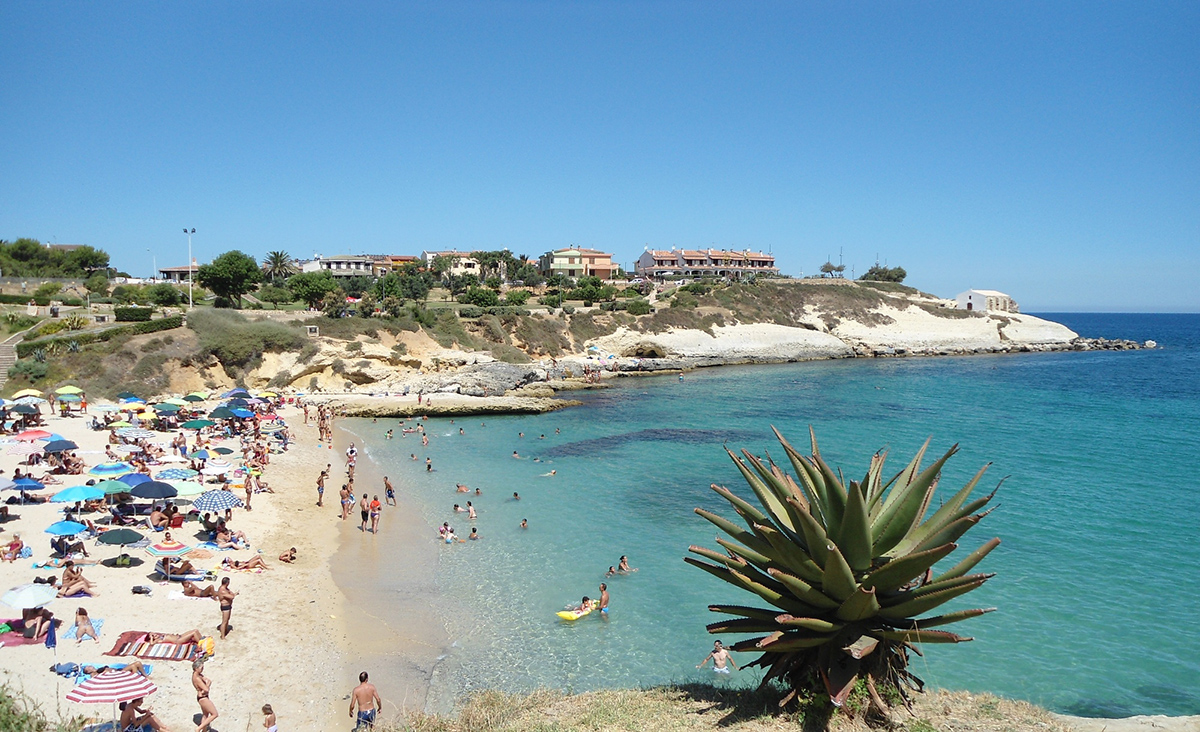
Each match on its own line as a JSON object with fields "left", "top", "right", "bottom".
{"left": 346, "top": 313, "right": 1200, "bottom": 717}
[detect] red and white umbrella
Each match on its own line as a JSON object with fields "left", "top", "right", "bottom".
{"left": 145, "top": 539, "right": 192, "bottom": 558}
{"left": 66, "top": 669, "right": 157, "bottom": 704}
{"left": 14, "top": 430, "right": 52, "bottom": 442}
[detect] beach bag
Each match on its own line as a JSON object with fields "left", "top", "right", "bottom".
{"left": 52, "top": 662, "right": 79, "bottom": 677}
{"left": 197, "top": 636, "right": 215, "bottom": 658}
{"left": 131, "top": 585, "right": 151, "bottom": 595}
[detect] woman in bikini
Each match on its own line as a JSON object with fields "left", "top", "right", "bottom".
{"left": 193, "top": 658, "right": 219, "bottom": 731}
{"left": 221, "top": 556, "right": 269, "bottom": 571}
{"left": 148, "top": 629, "right": 204, "bottom": 644}
{"left": 119, "top": 696, "right": 169, "bottom": 732}
{"left": 74, "top": 607, "right": 99, "bottom": 643}
{"left": 59, "top": 561, "right": 99, "bottom": 597}
{"left": 369, "top": 495, "right": 382, "bottom": 534}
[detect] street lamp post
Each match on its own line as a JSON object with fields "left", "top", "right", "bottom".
{"left": 184, "top": 228, "right": 195, "bottom": 309}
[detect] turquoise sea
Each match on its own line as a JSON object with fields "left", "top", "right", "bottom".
{"left": 344, "top": 313, "right": 1200, "bottom": 718}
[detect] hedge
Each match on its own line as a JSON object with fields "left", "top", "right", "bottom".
{"left": 0, "top": 294, "right": 84, "bottom": 307}
{"left": 16, "top": 316, "right": 184, "bottom": 358}
{"left": 115, "top": 307, "right": 154, "bottom": 322}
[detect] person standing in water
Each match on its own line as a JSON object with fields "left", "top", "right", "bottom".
{"left": 697, "top": 640, "right": 739, "bottom": 674}
{"left": 598, "top": 583, "right": 610, "bottom": 619}
{"left": 370, "top": 495, "right": 382, "bottom": 534}
{"left": 384, "top": 476, "right": 395, "bottom": 506}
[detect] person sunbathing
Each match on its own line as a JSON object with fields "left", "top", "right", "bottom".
{"left": 81, "top": 659, "right": 148, "bottom": 677}
{"left": 164, "top": 557, "right": 198, "bottom": 575}
{"left": 21, "top": 607, "right": 54, "bottom": 640}
{"left": 74, "top": 607, "right": 99, "bottom": 643}
{"left": 148, "top": 629, "right": 204, "bottom": 644}
{"left": 2, "top": 534, "right": 24, "bottom": 562}
{"left": 181, "top": 581, "right": 218, "bottom": 599}
{"left": 51, "top": 536, "right": 89, "bottom": 557}
{"left": 222, "top": 556, "right": 268, "bottom": 571}
{"left": 146, "top": 508, "right": 168, "bottom": 530}
{"left": 215, "top": 527, "right": 248, "bottom": 549}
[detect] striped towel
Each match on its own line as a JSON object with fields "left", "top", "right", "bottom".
{"left": 63, "top": 618, "right": 104, "bottom": 640}
{"left": 105, "top": 631, "right": 198, "bottom": 662}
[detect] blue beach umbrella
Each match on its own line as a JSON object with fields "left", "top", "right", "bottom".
{"left": 155, "top": 468, "right": 198, "bottom": 481}
{"left": 50, "top": 485, "right": 105, "bottom": 503}
{"left": 45, "top": 520, "right": 88, "bottom": 536}
{"left": 117, "top": 473, "right": 151, "bottom": 487}
{"left": 42, "top": 440, "right": 79, "bottom": 453}
{"left": 15, "top": 478, "right": 44, "bottom": 491}
{"left": 89, "top": 462, "right": 134, "bottom": 477}
{"left": 130, "top": 481, "right": 176, "bottom": 499}
{"left": 189, "top": 450, "right": 210, "bottom": 460}
{"left": 221, "top": 388, "right": 250, "bottom": 398}
{"left": 230, "top": 408, "right": 254, "bottom": 419}
{"left": 191, "top": 490, "right": 245, "bottom": 512}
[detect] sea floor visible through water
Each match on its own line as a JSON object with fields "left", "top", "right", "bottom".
{"left": 338, "top": 313, "right": 1200, "bottom": 718}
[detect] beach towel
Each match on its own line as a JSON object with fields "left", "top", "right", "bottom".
{"left": 104, "top": 631, "right": 198, "bottom": 662}
{"left": 167, "top": 590, "right": 210, "bottom": 601}
{"left": 71, "top": 661, "right": 153, "bottom": 684}
{"left": 63, "top": 618, "right": 103, "bottom": 640}
{"left": 219, "top": 564, "right": 265, "bottom": 574}
{"left": 197, "top": 541, "right": 240, "bottom": 551}
{"left": 0, "top": 619, "right": 61, "bottom": 647}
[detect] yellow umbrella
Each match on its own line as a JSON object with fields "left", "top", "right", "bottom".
{"left": 257, "top": 391, "right": 278, "bottom": 398}
{"left": 137, "top": 410, "right": 156, "bottom": 419}
{"left": 12, "top": 388, "right": 42, "bottom": 399}
{"left": 55, "top": 385, "right": 85, "bottom": 395}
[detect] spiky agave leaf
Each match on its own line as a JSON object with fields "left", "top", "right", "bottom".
{"left": 687, "top": 428, "right": 1000, "bottom": 714}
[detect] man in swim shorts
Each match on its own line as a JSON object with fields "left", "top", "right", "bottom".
{"left": 697, "top": 640, "right": 739, "bottom": 674}
{"left": 598, "top": 583, "right": 609, "bottom": 618}
{"left": 349, "top": 671, "right": 381, "bottom": 729}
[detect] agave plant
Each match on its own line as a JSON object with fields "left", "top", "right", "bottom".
{"left": 686, "top": 428, "right": 1000, "bottom": 715}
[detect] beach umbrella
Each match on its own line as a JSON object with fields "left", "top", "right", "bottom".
{"left": 106, "top": 420, "right": 132, "bottom": 427}
{"left": 42, "top": 439, "right": 79, "bottom": 453}
{"left": 259, "top": 423, "right": 285, "bottom": 434}
{"left": 167, "top": 481, "right": 206, "bottom": 497}
{"left": 155, "top": 468, "right": 198, "bottom": 481}
{"left": 116, "top": 428, "right": 156, "bottom": 440}
{"left": 7, "top": 443, "right": 41, "bottom": 456}
{"left": 192, "top": 489, "right": 244, "bottom": 512}
{"left": 212, "top": 447, "right": 234, "bottom": 455}
{"left": 189, "top": 449, "right": 211, "bottom": 460}
{"left": 96, "top": 528, "right": 144, "bottom": 546}
{"left": 145, "top": 538, "right": 191, "bottom": 558}
{"left": 225, "top": 398, "right": 249, "bottom": 408}
{"left": 183, "top": 393, "right": 206, "bottom": 402}
{"left": 66, "top": 669, "right": 157, "bottom": 705}
{"left": 208, "top": 407, "right": 235, "bottom": 419}
{"left": 117, "top": 473, "right": 151, "bottom": 487}
{"left": 11, "top": 404, "right": 39, "bottom": 415}
{"left": 15, "top": 478, "right": 44, "bottom": 491}
{"left": 153, "top": 403, "right": 181, "bottom": 413}
{"left": 11, "top": 388, "right": 43, "bottom": 399}
{"left": 130, "top": 481, "right": 176, "bottom": 499}
{"left": 0, "top": 479, "right": 14, "bottom": 492}
{"left": 230, "top": 408, "right": 254, "bottom": 419}
{"left": 162, "top": 397, "right": 189, "bottom": 407}
{"left": 45, "top": 520, "right": 88, "bottom": 536}
{"left": 15, "top": 429, "right": 52, "bottom": 441}
{"left": 115, "top": 392, "right": 140, "bottom": 400}
{"left": 1, "top": 583, "right": 57, "bottom": 610}
{"left": 89, "top": 462, "right": 134, "bottom": 476}
{"left": 180, "top": 419, "right": 215, "bottom": 430}
{"left": 201, "top": 460, "right": 234, "bottom": 475}
{"left": 257, "top": 391, "right": 278, "bottom": 398}
{"left": 51, "top": 485, "right": 104, "bottom": 503}
{"left": 14, "top": 396, "right": 47, "bottom": 405}
{"left": 95, "top": 479, "right": 131, "bottom": 496}
{"left": 56, "top": 394, "right": 82, "bottom": 403}
{"left": 95, "top": 404, "right": 121, "bottom": 412}
{"left": 222, "top": 388, "right": 250, "bottom": 398}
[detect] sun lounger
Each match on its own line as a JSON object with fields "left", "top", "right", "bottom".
{"left": 152, "top": 560, "right": 212, "bottom": 582}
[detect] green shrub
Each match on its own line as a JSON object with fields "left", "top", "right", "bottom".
{"left": 627, "top": 299, "right": 652, "bottom": 315}
{"left": 7, "top": 359, "right": 48, "bottom": 383}
{"left": 670, "top": 292, "right": 699, "bottom": 309}
{"left": 346, "top": 341, "right": 363, "bottom": 352}
{"left": 562, "top": 305, "right": 576, "bottom": 314}
{"left": 458, "top": 286, "right": 500, "bottom": 307}
{"left": 186, "top": 309, "right": 305, "bottom": 374}
{"left": 391, "top": 342, "right": 408, "bottom": 355}
{"left": 114, "top": 306, "right": 154, "bottom": 322}
{"left": 34, "top": 282, "right": 62, "bottom": 297}
{"left": 27, "top": 320, "right": 68, "bottom": 339}
{"left": 458, "top": 306, "right": 484, "bottom": 318}
{"left": 504, "top": 290, "right": 530, "bottom": 306}
{"left": 482, "top": 306, "right": 530, "bottom": 316}
{"left": 145, "top": 283, "right": 183, "bottom": 307}
{"left": 538, "top": 294, "right": 563, "bottom": 308}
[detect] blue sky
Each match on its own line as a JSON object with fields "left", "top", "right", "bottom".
{"left": 1, "top": 2, "right": 1196, "bottom": 311}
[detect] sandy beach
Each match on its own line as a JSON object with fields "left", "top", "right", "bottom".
{"left": 0, "top": 402, "right": 362, "bottom": 730}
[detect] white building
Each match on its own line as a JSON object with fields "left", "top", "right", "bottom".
{"left": 955, "top": 289, "right": 1019, "bottom": 313}
{"left": 420, "top": 250, "right": 480, "bottom": 277}
{"left": 299, "top": 255, "right": 380, "bottom": 277}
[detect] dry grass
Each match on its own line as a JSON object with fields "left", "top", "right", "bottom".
{"left": 383, "top": 687, "right": 1073, "bottom": 732}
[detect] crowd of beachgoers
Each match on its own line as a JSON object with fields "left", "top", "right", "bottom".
{"left": 0, "top": 386, "right": 339, "bottom": 731}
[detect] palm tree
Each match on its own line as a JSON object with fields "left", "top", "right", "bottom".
{"left": 262, "top": 251, "right": 299, "bottom": 283}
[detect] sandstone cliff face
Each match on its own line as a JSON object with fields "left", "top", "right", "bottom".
{"left": 591, "top": 323, "right": 853, "bottom": 362}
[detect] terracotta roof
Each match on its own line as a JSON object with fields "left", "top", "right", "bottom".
{"left": 708, "top": 250, "right": 746, "bottom": 260}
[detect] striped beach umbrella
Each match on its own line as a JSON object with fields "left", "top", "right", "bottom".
{"left": 192, "top": 489, "right": 245, "bottom": 512}
{"left": 116, "top": 428, "right": 156, "bottom": 440}
{"left": 66, "top": 669, "right": 157, "bottom": 704}
{"left": 89, "top": 462, "right": 134, "bottom": 477}
{"left": 145, "top": 538, "right": 192, "bottom": 558}
{"left": 7, "top": 443, "right": 41, "bottom": 456}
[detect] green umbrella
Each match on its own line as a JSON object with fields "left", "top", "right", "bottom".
{"left": 183, "top": 394, "right": 206, "bottom": 402}
{"left": 96, "top": 528, "right": 144, "bottom": 546}
{"left": 209, "top": 407, "right": 235, "bottom": 419}
{"left": 95, "top": 480, "right": 131, "bottom": 495}
{"left": 153, "top": 403, "right": 181, "bottom": 413}
{"left": 180, "top": 419, "right": 216, "bottom": 430}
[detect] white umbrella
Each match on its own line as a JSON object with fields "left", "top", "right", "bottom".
{"left": 2, "top": 583, "right": 57, "bottom": 610}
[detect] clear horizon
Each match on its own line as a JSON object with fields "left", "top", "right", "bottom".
{"left": 1, "top": 3, "right": 1196, "bottom": 312}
